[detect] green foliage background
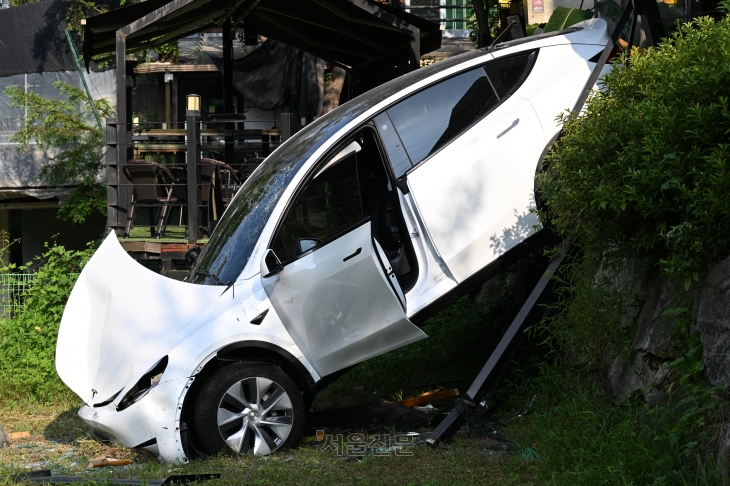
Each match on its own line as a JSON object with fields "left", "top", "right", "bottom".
{"left": 0, "top": 244, "right": 93, "bottom": 403}
{"left": 538, "top": 16, "right": 730, "bottom": 289}
{"left": 530, "top": 14, "right": 730, "bottom": 483}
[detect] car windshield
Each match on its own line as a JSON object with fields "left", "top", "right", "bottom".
{"left": 190, "top": 127, "right": 332, "bottom": 285}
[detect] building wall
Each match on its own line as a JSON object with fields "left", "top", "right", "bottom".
{"left": 527, "top": 0, "right": 595, "bottom": 24}
{"left": 20, "top": 208, "right": 106, "bottom": 265}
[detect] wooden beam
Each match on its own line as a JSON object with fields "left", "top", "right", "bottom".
{"left": 120, "top": 0, "right": 200, "bottom": 37}
{"left": 310, "top": 0, "right": 402, "bottom": 32}
{"left": 256, "top": 11, "right": 377, "bottom": 60}
{"left": 128, "top": 7, "right": 228, "bottom": 42}
{"left": 258, "top": 6, "right": 391, "bottom": 53}
{"left": 0, "top": 201, "right": 59, "bottom": 210}
{"left": 132, "top": 12, "right": 222, "bottom": 48}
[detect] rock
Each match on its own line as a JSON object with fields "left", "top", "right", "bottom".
{"left": 595, "top": 255, "right": 653, "bottom": 328}
{"left": 608, "top": 273, "right": 690, "bottom": 402}
{"left": 694, "top": 256, "right": 730, "bottom": 389}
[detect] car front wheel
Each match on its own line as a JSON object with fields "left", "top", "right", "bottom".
{"left": 193, "top": 363, "right": 304, "bottom": 456}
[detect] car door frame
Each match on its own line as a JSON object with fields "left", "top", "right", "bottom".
{"left": 260, "top": 134, "right": 426, "bottom": 376}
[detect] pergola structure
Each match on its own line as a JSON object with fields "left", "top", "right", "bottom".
{"left": 81, "top": 0, "right": 440, "bottom": 241}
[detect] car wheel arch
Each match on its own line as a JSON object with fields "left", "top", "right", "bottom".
{"left": 178, "top": 340, "right": 315, "bottom": 459}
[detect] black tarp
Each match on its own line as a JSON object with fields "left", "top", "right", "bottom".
{"left": 0, "top": 0, "right": 115, "bottom": 77}
{"left": 210, "top": 39, "right": 324, "bottom": 120}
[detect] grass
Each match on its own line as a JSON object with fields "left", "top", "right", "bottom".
{"left": 0, "top": 398, "right": 534, "bottom": 485}
{"left": 2, "top": 251, "right": 724, "bottom": 484}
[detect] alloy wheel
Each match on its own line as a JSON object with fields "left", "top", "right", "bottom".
{"left": 216, "top": 376, "right": 294, "bottom": 455}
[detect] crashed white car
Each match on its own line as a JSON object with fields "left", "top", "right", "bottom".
{"left": 57, "top": 19, "right": 610, "bottom": 463}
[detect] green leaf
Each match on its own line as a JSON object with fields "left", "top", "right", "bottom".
{"left": 543, "top": 6, "right": 593, "bottom": 33}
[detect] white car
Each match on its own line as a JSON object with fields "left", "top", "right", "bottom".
{"left": 57, "top": 19, "right": 610, "bottom": 463}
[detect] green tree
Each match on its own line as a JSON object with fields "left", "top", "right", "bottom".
{"left": 4, "top": 81, "right": 114, "bottom": 224}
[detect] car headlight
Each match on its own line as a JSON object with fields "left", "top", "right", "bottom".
{"left": 117, "top": 356, "right": 168, "bottom": 411}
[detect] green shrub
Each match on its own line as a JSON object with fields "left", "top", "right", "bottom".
{"left": 538, "top": 16, "right": 730, "bottom": 288}
{"left": 0, "top": 243, "right": 94, "bottom": 402}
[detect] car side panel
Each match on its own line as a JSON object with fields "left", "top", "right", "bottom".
{"left": 511, "top": 43, "right": 605, "bottom": 140}
{"left": 407, "top": 96, "right": 546, "bottom": 283}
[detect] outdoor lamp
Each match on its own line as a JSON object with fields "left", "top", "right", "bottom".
{"left": 186, "top": 94, "right": 201, "bottom": 114}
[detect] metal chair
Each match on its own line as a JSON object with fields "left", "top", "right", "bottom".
{"left": 123, "top": 159, "right": 179, "bottom": 238}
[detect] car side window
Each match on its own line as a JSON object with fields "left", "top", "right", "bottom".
{"left": 383, "top": 51, "right": 534, "bottom": 172}
{"left": 273, "top": 150, "right": 364, "bottom": 262}
{"left": 483, "top": 54, "right": 533, "bottom": 99}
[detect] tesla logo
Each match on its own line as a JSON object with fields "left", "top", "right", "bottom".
{"left": 533, "top": 0, "right": 544, "bottom": 12}
{"left": 91, "top": 389, "right": 98, "bottom": 398}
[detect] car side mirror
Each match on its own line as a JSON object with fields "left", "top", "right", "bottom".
{"left": 295, "top": 238, "right": 321, "bottom": 255}
{"left": 261, "top": 249, "right": 283, "bottom": 278}
{"left": 185, "top": 245, "right": 201, "bottom": 265}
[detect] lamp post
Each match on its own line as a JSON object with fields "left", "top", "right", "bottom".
{"left": 186, "top": 94, "right": 202, "bottom": 243}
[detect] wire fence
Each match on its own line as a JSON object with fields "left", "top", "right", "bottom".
{"left": 0, "top": 273, "right": 36, "bottom": 319}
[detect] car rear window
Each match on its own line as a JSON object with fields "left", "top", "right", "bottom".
{"left": 382, "top": 51, "right": 536, "bottom": 175}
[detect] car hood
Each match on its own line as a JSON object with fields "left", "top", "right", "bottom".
{"left": 56, "top": 233, "right": 225, "bottom": 405}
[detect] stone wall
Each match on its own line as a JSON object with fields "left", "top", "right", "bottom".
{"left": 606, "top": 256, "right": 730, "bottom": 403}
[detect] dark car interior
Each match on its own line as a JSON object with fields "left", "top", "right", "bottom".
{"left": 270, "top": 127, "right": 418, "bottom": 293}
{"left": 356, "top": 128, "right": 418, "bottom": 292}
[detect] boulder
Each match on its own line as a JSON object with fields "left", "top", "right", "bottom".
{"left": 694, "top": 256, "right": 730, "bottom": 389}
{"left": 608, "top": 273, "right": 690, "bottom": 402}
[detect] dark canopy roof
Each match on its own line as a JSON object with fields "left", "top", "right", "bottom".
{"left": 82, "top": 0, "right": 441, "bottom": 73}
{"left": 0, "top": 0, "right": 107, "bottom": 76}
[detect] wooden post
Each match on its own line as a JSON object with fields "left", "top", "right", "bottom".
{"left": 223, "top": 18, "right": 235, "bottom": 165}
{"left": 116, "top": 33, "right": 134, "bottom": 230}
{"left": 106, "top": 118, "right": 118, "bottom": 235}
{"left": 186, "top": 101, "right": 202, "bottom": 243}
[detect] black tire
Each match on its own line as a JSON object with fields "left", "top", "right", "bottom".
{"left": 193, "top": 363, "right": 305, "bottom": 456}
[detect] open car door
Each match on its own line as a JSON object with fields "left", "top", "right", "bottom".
{"left": 261, "top": 148, "right": 426, "bottom": 378}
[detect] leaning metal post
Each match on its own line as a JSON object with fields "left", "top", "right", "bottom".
{"left": 427, "top": 3, "right": 640, "bottom": 444}
{"left": 426, "top": 241, "right": 571, "bottom": 446}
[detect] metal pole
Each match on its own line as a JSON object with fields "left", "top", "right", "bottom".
{"left": 65, "top": 30, "right": 103, "bottom": 135}
{"left": 186, "top": 106, "right": 201, "bottom": 243}
{"left": 116, "top": 32, "right": 133, "bottom": 234}
{"left": 426, "top": 242, "right": 571, "bottom": 446}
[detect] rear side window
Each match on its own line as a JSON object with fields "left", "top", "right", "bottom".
{"left": 484, "top": 55, "right": 533, "bottom": 99}
{"left": 383, "top": 51, "right": 535, "bottom": 173}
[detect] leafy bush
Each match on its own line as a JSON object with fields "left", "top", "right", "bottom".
{"left": 538, "top": 16, "right": 730, "bottom": 288}
{"left": 0, "top": 243, "right": 94, "bottom": 402}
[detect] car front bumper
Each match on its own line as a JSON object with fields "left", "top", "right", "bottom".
{"left": 78, "top": 378, "right": 190, "bottom": 463}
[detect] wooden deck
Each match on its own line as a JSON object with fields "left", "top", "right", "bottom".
{"left": 121, "top": 239, "right": 206, "bottom": 280}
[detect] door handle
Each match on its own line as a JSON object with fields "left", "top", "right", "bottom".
{"left": 497, "top": 118, "right": 519, "bottom": 139}
{"left": 343, "top": 247, "right": 362, "bottom": 262}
